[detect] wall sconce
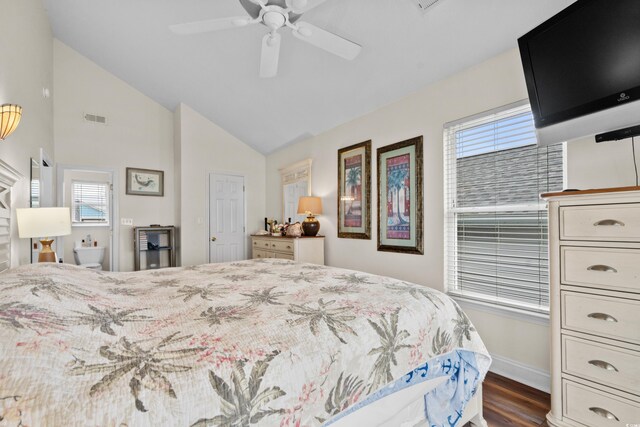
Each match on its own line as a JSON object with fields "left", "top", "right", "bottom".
{"left": 0, "top": 104, "right": 23, "bottom": 140}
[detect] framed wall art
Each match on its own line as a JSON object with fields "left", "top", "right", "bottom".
{"left": 338, "top": 140, "right": 371, "bottom": 239}
{"left": 126, "top": 167, "right": 164, "bottom": 197}
{"left": 377, "top": 136, "right": 423, "bottom": 254}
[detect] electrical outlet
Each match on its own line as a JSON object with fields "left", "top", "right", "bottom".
{"left": 121, "top": 218, "right": 133, "bottom": 226}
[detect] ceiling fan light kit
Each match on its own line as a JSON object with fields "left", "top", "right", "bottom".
{"left": 170, "top": 0, "right": 362, "bottom": 78}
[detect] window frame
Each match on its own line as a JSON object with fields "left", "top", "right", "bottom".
{"left": 71, "top": 180, "right": 111, "bottom": 227}
{"left": 443, "top": 100, "right": 564, "bottom": 318}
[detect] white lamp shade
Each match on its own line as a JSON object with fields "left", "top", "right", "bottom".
{"left": 16, "top": 207, "right": 72, "bottom": 238}
{"left": 297, "top": 196, "right": 323, "bottom": 215}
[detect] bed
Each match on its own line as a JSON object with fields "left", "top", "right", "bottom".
{"left": 0, "top": 259, "right": 490, "bottom": 426}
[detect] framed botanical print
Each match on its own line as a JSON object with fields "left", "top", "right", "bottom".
{"left": 126, "top": 167, "right": 164, "bottom": 196}
{"left": 338, "top": 141, "right": 371, "bottom": 239}
{"left": 377, "top": 136, "right": 423, "bottom": 254}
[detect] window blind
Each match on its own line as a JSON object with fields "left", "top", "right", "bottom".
{"left": 72, "top": 181, "right": 110, "bottom": 224}
{"left": 444, "top": 101, "right": 563, "bottom": 314}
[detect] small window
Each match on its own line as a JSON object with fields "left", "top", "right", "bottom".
{"left": 71, "top": 181, "right": 110, "bottom": 225}
{"left": 444, "top": 101, "right": 564, "bottom": 314}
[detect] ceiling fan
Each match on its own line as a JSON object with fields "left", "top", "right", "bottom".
{"left": 169, "top": 0, "right": 362, "bottom": 78}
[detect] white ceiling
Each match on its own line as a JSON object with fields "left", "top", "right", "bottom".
{"left": 43, "top": 0, "right": 575, "bottom": 154}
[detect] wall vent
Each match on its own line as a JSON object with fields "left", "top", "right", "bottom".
{"left": 84, "top": 113, "right": 107, "bottom": 125}
{"left": 410, "top": 0, "right": 443, "bottom": 14}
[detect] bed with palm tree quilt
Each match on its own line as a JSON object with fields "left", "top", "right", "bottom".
{"left": 0, "top": 259, "right": 490, "bottom": 426}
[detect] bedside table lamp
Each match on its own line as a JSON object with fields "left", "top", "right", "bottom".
{"left": 297, "top": 196, "right": 323, "bottom": 237}
{"left": 16, "top": 207, "right": 71, "bottom": 263}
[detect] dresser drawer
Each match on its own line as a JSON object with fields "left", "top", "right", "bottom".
{"left": 563, "top": 380, "right": 640, "bottom": 426}
{"left": 253, "top": 238, "right": 273, "bottom": 250}
{"left": 563, "top": 336, "right": 640, "bottom": 395}
{"left": 274, "top": 252, "right": 295, "bottom": 261}
{"left": 269, "top": 239, "right": 295, "bottom": 254}
{"left": 252, "top": 249, "right": 268, "bottom": 259}
{"left": 562, "top": 291, "right": 640, "bottom": 345}
{"left": 560, "top": 203, "right": 640, "bottom": 242}
{"left": 561, "top": 247, "right": 640, "bottom": 293}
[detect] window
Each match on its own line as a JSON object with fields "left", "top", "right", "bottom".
{"left": 71, "top": 181, "right": 110, "bottom": 225}
{"left": 444, "top": 101, "right": 564, "bottom": 314}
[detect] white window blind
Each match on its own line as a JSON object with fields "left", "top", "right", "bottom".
{"left": 444, "top": 101, "right": 564, "bottom": 314}
{"left": 71, "top": 181, "right": 110, "bottom": 225}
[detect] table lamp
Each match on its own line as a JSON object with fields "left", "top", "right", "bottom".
{"left": 297, "top": 196, "right": 323, "bottom": 236}
{"left": 16, "top": 207, "right": 71, "bottom": 263}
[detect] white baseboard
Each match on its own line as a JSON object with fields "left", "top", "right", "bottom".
{"left": 489, "top": 353, "right": 550, "bottom": 393}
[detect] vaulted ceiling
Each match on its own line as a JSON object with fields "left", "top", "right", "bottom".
{"left": 43, "top": 0, "right": 575, "bottom": 154}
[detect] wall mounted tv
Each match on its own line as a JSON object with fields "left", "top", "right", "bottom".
{"left": 518, "top": 0, "right": 640, "bottom": 146}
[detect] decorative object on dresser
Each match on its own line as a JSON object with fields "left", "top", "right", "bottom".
{"left": 377, "top": 136, "right": 423, "bottom": 254}
{"left": 286, "top": 222, "right": 303, "bottom": 237}
{"left": 126, "top": 167, "right": 164, "bottom": 196}
{"left": 542, "top": 186, "right": 640, "bottom": 427}
{"left": 134, "top": 225, "right": 176, "bottom": 270}
{"left": 16, "top": 207, "right": 72, "bottom": 263}
{"left": 0, "top": 104, "right": 22, "bottom": 140}
{"left": 251, "top": 235, "right": 324, "bottom": 265}
{"left": 297, "top": 196, "right": 323, "bottom": 237}
{"left": 338, "top": 140, "right": 371, "bottom": 239}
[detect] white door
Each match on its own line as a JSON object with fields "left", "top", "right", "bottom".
{"left": 209, "top": 173, "right": 245, "bottom": 263}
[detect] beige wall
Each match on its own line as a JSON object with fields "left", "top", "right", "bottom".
{"left": 175, "top": 103, "right": 266, "bottom": 267}
{"left": 0, "top": 0, "right": 54, "bottom": 266}
{"left": 266, "top": 48, "right": 633, "bottom": 376}
{"left": 53, "top": 40, "right": 175, "bottom": 271}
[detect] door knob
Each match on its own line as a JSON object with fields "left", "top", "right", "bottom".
{"left": 211, "top": 237, "right": 217, "bottom": 242}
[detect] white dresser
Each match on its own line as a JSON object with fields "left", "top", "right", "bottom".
{"left": 251, "top": 235, "right": 324, "bottom": 265}
{"left": 543, "top": 187, "right": 640, "bottom": 427}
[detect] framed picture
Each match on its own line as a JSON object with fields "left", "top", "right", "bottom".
{"left": 126, "top": 167, "right": 164, "bottom": 196}
{"left": 377, "top": 136, "right": 423, "bottom": 254}
{"left": 338, "top": 140, "right": 371, "bottom": 239}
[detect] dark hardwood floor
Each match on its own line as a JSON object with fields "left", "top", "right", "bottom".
{"left": 465, "top": 372, "right": 551, "bottom": 427}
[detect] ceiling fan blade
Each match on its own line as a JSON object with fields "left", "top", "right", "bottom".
{"left": 292, "top": 22, "right": 361, "bottom": 60}
{"left": 260, "top": 33, "right": 282, "bottom": 78}
{"left": 169, "top": 16, "right": 255, "bottom": 35}
{"left": 285, "top": 0, "right": 327, "bottom": 14}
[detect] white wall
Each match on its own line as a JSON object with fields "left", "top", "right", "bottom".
{"left": 266, "top": 48, "right": 633, "bottom": 378}
{"left": 567, "top": 136, "right": 639, "bottom": 189}
{"left": 53, "top": 40, "right": 175, "bottom": 271}
{"left": 0, "top": 0, "right": 54, "bottom": 266}
{"left": 175, "top": 103, "right": 266, "bottom": 267}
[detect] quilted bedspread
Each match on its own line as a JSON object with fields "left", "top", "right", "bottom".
{"left": 0, "top": 259, "right": 489, "bottom": 427}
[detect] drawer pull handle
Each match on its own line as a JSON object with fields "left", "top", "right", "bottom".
{"left": 287, "top": 245, "right": 291, "bottom": 249}
{"left": 587, "top": 265, "right": 617, "bottom": 273}
{"left": 593, "top": 219, "right": 625, "bottom": 227}
{"left": 587, "top": 312, "right": 618, "bottom": 322}
{"left": 589, "top": 407, "right": 619, "bottom": 421}
{"left": 588, "top": 360, "right": 618, "bottom": 372}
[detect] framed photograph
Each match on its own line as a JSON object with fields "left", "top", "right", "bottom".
{"left": 338, "top": 140, "right": 371, "bottom": 239}
{"left": 126, "top": 167, "right": 164, "bottom": 196}
{"left": 377, "top": 136, "right": 423, "bottom": 254}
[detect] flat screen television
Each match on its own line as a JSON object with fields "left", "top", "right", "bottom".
{"left": 518, "top": 0, "right": 640, "bottom": 145}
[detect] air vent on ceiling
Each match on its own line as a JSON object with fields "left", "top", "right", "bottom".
{"left": 84, "top": 113, "right": 107, "bottom": 125}
{"left": 411, "top": 0, "right": 443, "bottom": 14}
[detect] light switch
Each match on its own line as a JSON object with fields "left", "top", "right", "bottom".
{"left": 121, "top": 218, "right": 133, "bottom": 226}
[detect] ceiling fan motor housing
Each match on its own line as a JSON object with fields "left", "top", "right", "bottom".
{"left": 263, "top": 9, "right": 287, "bottom": 31}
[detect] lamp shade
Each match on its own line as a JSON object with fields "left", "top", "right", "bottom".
{"left": 297, "top": 196, "right": 323, "bottom": 216}
{"left": 0, "top": 104, "right": 22, "bottom": 140}
{"left": 16, "top": 207, "right": 72, "bottom": 238}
